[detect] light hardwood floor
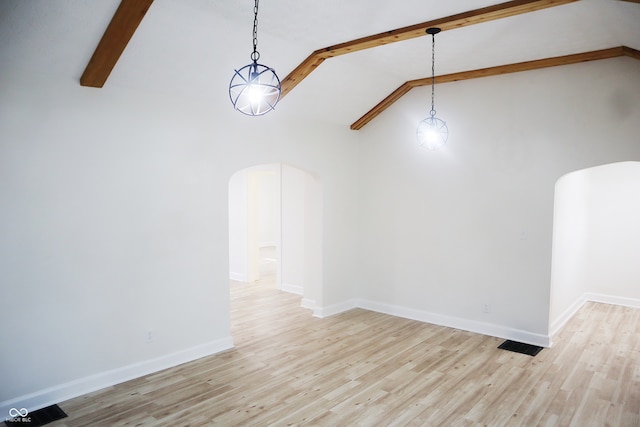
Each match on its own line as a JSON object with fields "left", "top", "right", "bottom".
{"left": 50, "top": 279, "right": 640, "bottom": 426}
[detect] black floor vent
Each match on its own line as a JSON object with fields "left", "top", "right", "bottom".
{"left": 498, "top": 340, "right": 543, "bottom": 357}
{"left": 4, "top": 404, "right": 67, "bottom": 427}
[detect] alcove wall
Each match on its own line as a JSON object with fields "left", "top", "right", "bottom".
{"left": 550, "top": 161, "right": 640, "bottom": 334}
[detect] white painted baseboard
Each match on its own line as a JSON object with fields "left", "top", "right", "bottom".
{"left": 301, "top": 298, "right": 316, "bottom": 311}
{"left": 550, "top": 293, "right": 640, "bottom": 338}
{"left": 585, "top": 292, "right": 640, "bottom": 309}
{"left": 355, "top": 299, "right": 551, "bottom": 348}
{"left": 12, "top": 293, "right": 637, "bottom": 417}
{"left": 229, "top": 272, "right": 246, "bottom": 282}
{"left": 549, "top": 295, "right": 588, "bottom": 337}
{"left": 281, "top": 283, "right": 303, "bottom": 295}
{"left": 0, "top": 337, "right": 233, "bottom": 417}
{"left": 308, "top": 298, "right": 551, "bottom": 347}
{"left": 313, "top": 299, "right": 357, "bottom": 318}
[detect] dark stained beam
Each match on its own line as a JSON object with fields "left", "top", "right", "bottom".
{"left": 80, "top": 0, "right": 154, "bottom": 88}
{"left": 280, "top": 0, "right": 577, "bottom": 98}
{"left": 351, "top": 47, "right": 638, "bottom": 130}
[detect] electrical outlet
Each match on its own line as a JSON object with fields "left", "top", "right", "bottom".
{"left": 145, "top": 330, "right": 154, "bottom": 343}
{"left": 483, "top": 304, "right": 490, "bottom": 314}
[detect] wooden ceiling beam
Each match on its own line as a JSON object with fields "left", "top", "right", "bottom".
{"left": 350, "top": 83, "right": 415, "bottom": 131}
{"left": 280, "top": 53, "right": 327, "bottom": 98}
{"left": 280, "top": 0, "right": 577, "bottom": 98}
{"left": 622, "top": 46, "right": 640, "bottom": 60}
{"left": 351, "top": 46, "right": 637, "bottom": 130}
{"left": 80, "top": 0, "right": 154, "bottom": 88}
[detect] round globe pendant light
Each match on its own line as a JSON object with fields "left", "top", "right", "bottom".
{"left": 229, "top": 0, "right": 281, "bottom": 116}
{"left": 417, "top": 27, "right": 448, "bottom": 150}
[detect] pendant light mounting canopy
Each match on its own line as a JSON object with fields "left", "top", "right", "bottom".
{"left": 426, "top": 27, "right": 441, "bottom": 35}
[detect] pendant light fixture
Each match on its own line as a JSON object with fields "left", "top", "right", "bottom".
{"left": 229, "top": 0, "right": 281, "bottom": 116}
{"left": 416, "top": 27, "right": 448, "bottom": 150}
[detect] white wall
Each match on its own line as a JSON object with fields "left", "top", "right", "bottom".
{"left": 229, "top": 166, "right": 281, "bottom": 283}
{"left": 0, "top": 43, "right": 360, "bottom": 421}
{"left": 0, "top": 72, "right": 360, "bottom": 413}
{"left": 549, "top": 170, "right": 591, "bottom": 330}
{"left": 587, "top": 162, "right": 640, "bottom": 299}
{"left": 303, "top": 172, "right": 324, "bottom": 313}
{"left": 229, "top": 163, "right": 319, "bottom": 296}
{"left": 279, "top": 165, "right": 324, "bottom": 308}
{"left": 281, "top": 165, "right": 307, "bottom": 294}
{"left": 246, "top": 169, "right": 280, "bottom": 283}
{"left": 550, "top": 162, "right": 640, "bottom": 333}
{"left": 0, "top": 0, "right": 360, "bottom": 413}
{"left": 228, "top": 170, "right": 249, "bottom": 282}
{"left": 257, "top": 170, "right": 279, "bottom": 248}
{"left": 2, "top": 0, "right": 640, "bottom": 413}
{"left": 0, "top": 76, "right": 233, "bottom": 411}
{"left": 356, "top": 57, "right": 640, "bottom": 346}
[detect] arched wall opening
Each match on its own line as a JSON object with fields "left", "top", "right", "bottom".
{"left": 229, "top": 164, "right": 282, "bottom": 285}
{"left": 549, "top": 161, "right": 640, "bottom": 335}
{"left": 228, "top": 163, "right": 323, "bottom": 311}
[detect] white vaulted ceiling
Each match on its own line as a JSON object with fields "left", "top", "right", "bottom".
{"left": 1, "top": 0, "right": 639, "bottom": 126}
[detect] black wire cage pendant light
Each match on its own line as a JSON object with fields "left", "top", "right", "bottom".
{"left": 229, "top": 0, "right": 281, "bottom": 116}
{"left": 416, "top": 27, "right": 448, "bottom": 150}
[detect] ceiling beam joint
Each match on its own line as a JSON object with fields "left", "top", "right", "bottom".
{"left": 280, "top": 0, "right": 577, "bottom": 99}
{"left": 351, "top": 46, "right": 638, "bottom": 130}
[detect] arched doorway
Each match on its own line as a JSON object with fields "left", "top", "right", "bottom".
{"left": 228, "top": 164, "right": 323, "bottom": 310}
{"left": 228, "top": 164, "right": 281, "bottom": 285}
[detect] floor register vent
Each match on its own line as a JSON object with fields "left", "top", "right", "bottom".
{"left": 498, "top": 340, "right": 543, "bottom": 357}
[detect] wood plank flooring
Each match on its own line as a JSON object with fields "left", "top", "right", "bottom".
{"left": 49, "top": 279, "right": 640, "bottom": 426}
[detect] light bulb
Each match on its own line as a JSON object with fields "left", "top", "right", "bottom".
{"left": 247, "top": 84, "right": 264, "bottom": 106}
{"left": 417, "top": 116, "right": 448, "bottom": 150}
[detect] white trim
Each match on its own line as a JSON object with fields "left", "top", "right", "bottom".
{"left": 355, "top": 299, "right": 551, "bottom": 348}
{"left": 304, "top": 298, "right": 552, "bottom": 347}
{"left": 0, "top": 337, "right": 233, "bottom": 417}
{"left": 313, "top": 299, "right": 358, "bottom": 318}
{"left": 229, "top": 272, "right": 246, "bottom": 282}
{"left": 550, "top": 294, "right": 588, "bottom": 337}
{"left": 585, "top": 292, "right": 640, "bottom": 309}
{"left": 550, "top": 293, "right": 640, "bottom": 338}
{"left": 14, "top": 293, "right": 638, "bottom": 417}
{"left": 311, "top": 297, "right": 553, "bottom": 347}
{"left": 281, "top": 283, "right": 303, "bottom": 295}
{"left": 301, "top": 298, "right": 316, "bottom": 311}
